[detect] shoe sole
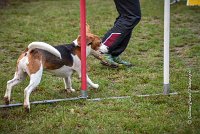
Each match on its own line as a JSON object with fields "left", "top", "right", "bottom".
{"left": 122, "top": 64, "right": 133, "bottom": 67}
{"left": 100, "top": 61, "right": 119, "bottom": 68}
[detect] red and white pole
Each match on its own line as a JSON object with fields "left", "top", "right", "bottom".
{"left": 80, "top": 0, "right": 88, "bottom": 98}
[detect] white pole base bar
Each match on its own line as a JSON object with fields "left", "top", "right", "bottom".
{"left": 0, "top": 92, "right": 181, "bottom": 109}
{"left": 0, "top": 97, "right": 80, "bottom": 108}
{"left": 3, "top": 91, "right": 199, "bottom": 108}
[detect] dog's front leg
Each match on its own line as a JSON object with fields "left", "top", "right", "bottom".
{"left": 75, "top": 68, "right": 99, "bottom": 89}
{"left": 63, "top": 77, "right": 75, "bottom": 93}
{"left": 86, "top": 75, "right": 99, "bottom": 89}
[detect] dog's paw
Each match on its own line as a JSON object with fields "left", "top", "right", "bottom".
{"left": 92, "top": 84, "right": 99, "bottom": 89}
{"left": 66, "top": 88, "right": 76, "bottom": 93}
{"left": 24, "top": 105, "right": 30, "bottom": 113}
{"left": 70, "top": 88, "right": 76, "bottom": 92}
{"left": 4, "top": 96, "right": 10, "bottom": 105}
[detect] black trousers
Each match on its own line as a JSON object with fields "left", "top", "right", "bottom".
{"left": 102, "top": 0, "right": 141, "bottom": 56}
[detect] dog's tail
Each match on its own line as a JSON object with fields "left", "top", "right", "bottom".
{"left": 28, "top": 42, "right": 61, "bottom": 59}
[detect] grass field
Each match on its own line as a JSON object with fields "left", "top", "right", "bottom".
{"left": 0, "top": 0, "right": 200, "bottom": 133}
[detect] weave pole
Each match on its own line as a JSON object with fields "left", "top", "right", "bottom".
{"left": 80, "top": 0, "right": 88, "bottom": 98}
{"left": 163, "top": 0, "right": 170, "bottom": 95}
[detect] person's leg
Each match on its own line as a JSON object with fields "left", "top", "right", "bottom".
{"left": 110, "top": 32, "right": 132, "bottom": 56}
{"left": 110, "top": 32, "right": 133, "bottom": 67}
{"left": 101, "top": 0, "right": 141, "bottom": 56}
{"left": 100, "top": 0, "right": 141, "bottom": 67}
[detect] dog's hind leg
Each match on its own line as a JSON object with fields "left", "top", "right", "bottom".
{"left": 4, "top": 69, "right": 27, "bottom": 105}
{"left": 24, "top": 66, "right": 43, "bottom": 112}
{"left": 63, "top": 75, "right": 75, "bottom": 93}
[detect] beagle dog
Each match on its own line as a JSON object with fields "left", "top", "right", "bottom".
{"left": 4, "top": 28, "right": 102, "bottom": 111}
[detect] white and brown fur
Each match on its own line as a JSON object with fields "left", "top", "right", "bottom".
{"left": 4, "top": 27, "right": 102, "bottom": 112}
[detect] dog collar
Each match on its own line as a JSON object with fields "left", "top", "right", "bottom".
{"left": 73, "top": 39, "right": 79, "bottom": 46}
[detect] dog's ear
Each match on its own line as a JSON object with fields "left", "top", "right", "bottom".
{"left": 86, "top": 23, "right": 91, "bottom": 33}
{"left": 79, "top": 23, "right": 91, "bottom": 34}
{"left": 86, "top": 33, "right": 94, "bottom": 45}
{"left": 77, "top": 34, "right": 93, "bottom": 46}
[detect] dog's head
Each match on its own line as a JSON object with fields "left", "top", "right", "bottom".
{"left": 77, "top": 33, "right": 101, "bottom": 51}
{"left": 77, "top": 24, "right": 102, "bottom": 52}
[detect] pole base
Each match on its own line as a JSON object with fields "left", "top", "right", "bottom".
{"left": 80, "top": 90, "right": 88, "bottom": 99}
{"left": 163, "top": 84, "right": 170, "bottom": 95}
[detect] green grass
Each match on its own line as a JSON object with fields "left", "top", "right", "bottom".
{"left": 0, "top": 0, "right": 200, "bottom": 133}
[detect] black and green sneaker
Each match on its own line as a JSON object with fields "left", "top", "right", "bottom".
{"left": 101, "top": 54, "right": 119, "bottom": 68}
{"left": 112, "top": 56, "right": 133, "bottom": 67}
